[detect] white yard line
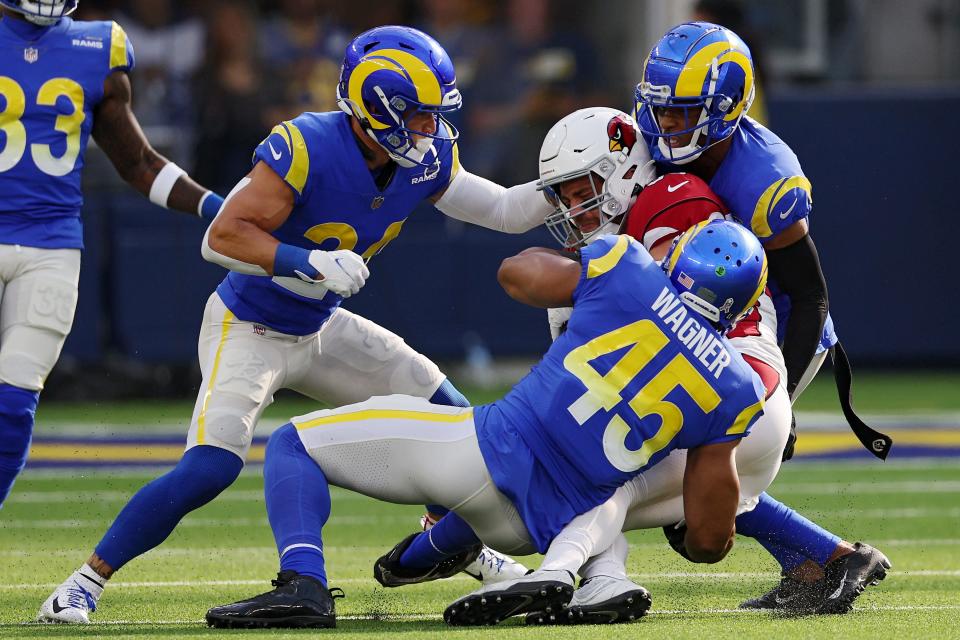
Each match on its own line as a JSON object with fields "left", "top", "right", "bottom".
{"left": 5, "top": 570, "right": 960, "bottom": 592}
{"left": 9, "top": 604, "right": 960, "bottom": 626}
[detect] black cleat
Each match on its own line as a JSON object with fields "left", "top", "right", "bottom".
{"left": 444, "top": 570, "right": 575, "bottom": 626}
{"left": 205, "top": 570, "right": 342, "bottom": 629}
{"left": 739, "top": 573, "right": 825, "bottom": 613}
{"left": 526, "top": 575, "right": 652, "bottom": 625}
{"left": 816, "top": 542, "right": 891, "bottom": 614}
{"left": 740, "top": 542, "right": 891, "bottom": 615}
{"left": 374, "top": 531, "right": 481, "bottom": 588}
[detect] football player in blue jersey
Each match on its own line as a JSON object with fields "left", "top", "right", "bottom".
{"left": 202, "top": 219, "right": 769, "bottom": 628}
{"left": 39, "top": 25, "right": 554, "bottom": 623}
{"left": 632, "top": 21, "right": 892, "bottom": 610}
{"left": 0, "top": 0, "right": 223, "bottom": 513}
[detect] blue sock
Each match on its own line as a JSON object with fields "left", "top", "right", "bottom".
{"left": 95, "top": 445, "right": 243, "bottom": 569}
{"left": 736, "top": 493, "right": 841, "bottom": 571}
{"left": 400, "top": 511, "right": 480, "bottom": 569}
{"left": 423, "top": 379, "right": 469, "bottom": 517}
{"left": 0, "top": 384, "right": 40, "bottom": 509}
{"left": 265, "top": 423, "right": 330, "bottom": 586}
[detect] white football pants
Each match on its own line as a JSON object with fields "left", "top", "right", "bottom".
{"left": 292, "top": 394, "right": 536, "bottom": 555}
{"left": 186, "top": 292, "right": 446, "bottom": 459}
{"left": 0, "top": 244, "right": 80, "bottom": 391}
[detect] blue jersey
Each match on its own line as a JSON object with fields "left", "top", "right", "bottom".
{"left": 216, "top": 111, "right": 458, "bottom": 335}
{"left": 473, "top": 236, "right": 766, "bottom": 552}
{"left": 0, "top": 17, "right": 134, "bottom": 249}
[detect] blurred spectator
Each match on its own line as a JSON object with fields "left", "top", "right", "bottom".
{"left": 117, "top": 0, "right": 207, "bottom": 163}
{"left": 464, "top": 0, "right": 612, "bottom": 184}
{"left": 416, "top": 0, "right": 497, "bottom": 147}
{"left": 258, "top": 0, "right": 348, "bottom": 114}
{"left": 192, "top": 1, "right": 283, "bottom": 193}
{"left": 693, "top": 0, "right": 770, "bottom": 125}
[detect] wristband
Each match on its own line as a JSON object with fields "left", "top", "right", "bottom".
{"left": 273, "top": 244, "right": 315, "bottom": 279}
{"left": 148, "top": 161, "right": 186, "bottom": 208}
{"left": 198, "top": 191, "right": 225, "bottom": 220}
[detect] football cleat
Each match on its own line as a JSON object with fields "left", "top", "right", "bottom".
{"left": 205, "top": 570, "right": 342, "bottom": 629}
{"left": 526, "top": 575, "right": 652, "bottom": 625}
{"left": 374, "top": 532, "right": 481, "bottom": 588}
{"left": 738, "top": 573, "right": 823, "bottom": 612}
{"left": 444, "top": 569, "right": 574, "bottom": 626}
{"left": 37, "top": 578, "right": 98, "bottom": 624}
{"left": 816, "top": 542, "right": 891, "bottom": 614}
{"left": 740, "top": 542, "right": 891, "bottom": 614}
{"left": 463, "top": 546, "right": 532, "bottom": 585}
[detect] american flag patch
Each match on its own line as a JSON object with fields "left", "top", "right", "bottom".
{"left": 677, "top": 272, "right": 694, "bottom": 289}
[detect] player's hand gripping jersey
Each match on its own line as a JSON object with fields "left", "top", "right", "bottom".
{"left": 0, "top": 17, "right": 134, "bottom": 248}
{"left": 473, "top": 235, "right": 766, "bottom": 551}
{"left": 215, "top": 111, "right": 458, "bottom": 335}
{"left": 625, "top": 172, "right": 786, "bottom": 386}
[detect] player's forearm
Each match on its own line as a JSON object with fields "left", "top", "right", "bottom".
{"left": 206, "top": 216, "right": 279, "bottom": 275}
{"left": 434, "top": 170, "right": 553, "bottom": 233}
{"left": 767, "top": 235, "right": 829, "bottom": 396}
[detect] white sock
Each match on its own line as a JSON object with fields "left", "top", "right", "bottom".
{"left": 580, "top": 534, "right": 630, "bottom": 581}
{"left": 71, "top": 564, "right": 106, "bottom": 601}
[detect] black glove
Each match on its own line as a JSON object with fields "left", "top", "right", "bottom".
{"left": 662, "top": 521, "right": 693, "bottom": 562}
{"left": 782, "top": 412, "right": 797, "bottom": 462}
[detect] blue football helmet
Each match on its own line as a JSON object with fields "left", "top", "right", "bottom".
{"left": 635, "top": 22, "right": 755, "bottom": 165}
{"left": 0, "top": 0, "right": 77, "bottom": 25}
{"left": 336, "top": 26, "right": 461, "bottom": 168}
{"left": 662, "top": 219, "right": 767, "bottom": 330}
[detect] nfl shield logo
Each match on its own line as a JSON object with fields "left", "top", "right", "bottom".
{"left": 24, "top": 48, "right": 39, "bottom": 63}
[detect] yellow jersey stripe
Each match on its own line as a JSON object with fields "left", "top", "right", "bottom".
{"left": 196, "top": 309, "right": 234, "bottom": 445}
{"left": 109, "top": 22, "right": 128, "bottom": 70}
{"left": 283, "top": 121, "right": 309, "bottom": 196}
{"left": 587, "top": 235, "right": 630, "bottom": 279}
{"left": 450, "top": 141, "right": 461, "bottom": 179}
{"left": 295, "top": 408, "right": 473, "bottom": 431}
{"left": 725, "top": 398, "right": 765, "bottom": 436}
{"left": 750, "top": 176, "right": 812, "bottom": 239}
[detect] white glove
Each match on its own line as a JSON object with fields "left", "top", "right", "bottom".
{"left": 547, "top": 306, "right": 573, "bottom": 341}
{"left": 295, "top": 249, "right": 369, "bottom": 298}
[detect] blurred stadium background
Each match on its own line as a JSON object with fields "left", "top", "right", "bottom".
{"left": 29, "top": 0, "right": 960, "bottom": 462}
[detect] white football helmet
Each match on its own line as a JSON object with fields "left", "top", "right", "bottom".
{"left": 539, "top": 107, "right": 655, "bottom": 248}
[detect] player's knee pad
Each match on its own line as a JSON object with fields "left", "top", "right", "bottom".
{"left": 0, "top": 384, "right": 40, "bottom": 473}
{"left": 429, "top": 378, "right": 470, "bottom": 408}
{"left": 168, "top": 445, "right": 244, "bottom": 505}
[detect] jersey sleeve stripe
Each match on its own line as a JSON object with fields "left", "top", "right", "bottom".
{"left": 750, "top": 175, "right": 812, "bottom": 239}
{"left": 276, "top": 123, "right": 293, "bottom": 152}
{"left": 109, "top": 21, "right": 129, "bottom": 70}
{"left": 294, "top": 408, "right": 474, "bottom": 431}
{"left": 724, "top": 398, "right": 765, "bottom": 436}
{"left": 196, "top": 308, "right": 235, "bottom": 446}
{"left": 283, "top": 121, "right": 310, "bottom": 196}
{"left": 586, "top": 235, "right": 630, "bottom": 279}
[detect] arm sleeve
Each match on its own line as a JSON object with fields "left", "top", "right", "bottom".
{"left": 433, "top": 169, "right": 554, "bottom": 234}
{"left": 766, "top": 233, "right": 829, "bottom": 395}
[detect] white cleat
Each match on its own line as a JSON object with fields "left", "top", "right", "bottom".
{"left": 445, "top": 569, "right": 575, "bottom": 626}
{"left": 463, "top": 546, "right": 531, "bottom": 585}
{"left": 526, "top": 575, "right": 652, "bottom": 625}
{"left": 37, "top": 569, "right": 104, "bottom": 624}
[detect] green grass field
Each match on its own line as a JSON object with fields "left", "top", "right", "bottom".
{"left": 1, "top": 460, "right": 959, "bottom": 639}
{"left": 2, "top": 371, "right": 958, "bottom": 638}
